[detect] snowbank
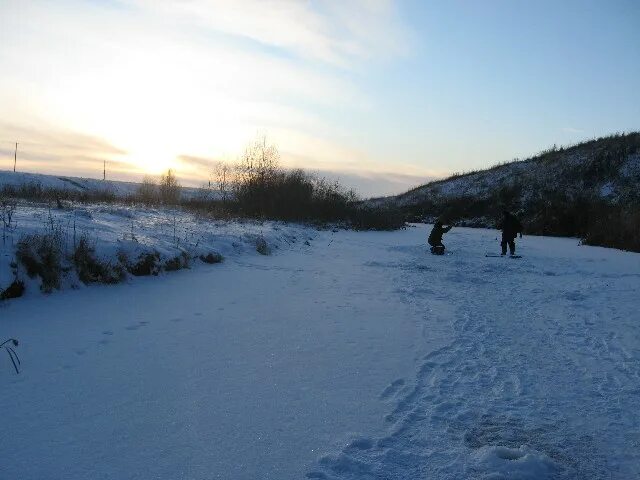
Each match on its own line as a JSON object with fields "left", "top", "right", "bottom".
{"left": 0, "top": 202, "right": 314, "bottom": 298}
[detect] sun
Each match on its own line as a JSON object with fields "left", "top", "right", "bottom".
{"left": 126, "top": 146, "right": 176, "bottom": 176}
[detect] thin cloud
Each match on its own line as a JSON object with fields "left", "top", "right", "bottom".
{"left": 0, "top": 1, "right": 422, "bottom": 196}
{"left": 561, "top": 127, "right": 585, "bottom": 134}
{"left": 178, "top": 155, "right": 218, "bottom": 170}
{"left": 0, "top": 122, "right": 127, "bottom": 176}
{"left": 126, "top": 0, "right": 411, "bottom": 66}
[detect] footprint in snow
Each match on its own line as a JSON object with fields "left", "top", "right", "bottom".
{"left": 305, "top": 472, "right": 328, "bottom": 479}
{"left": 102, "top": 330, "right": 114, "bottom": 336}
{"left": 170, "top": 317, "right": 183, "bottom": 323}
{"left": 380, "top": 378, "right": 405, "bottom": 400}
{"left": 564, "top": 291, "right": 587, "bottom": 302}
{"left": 126, "top": 321, "right": 149, "bottom": 331}
{"left": 347, "top": 437, "right": 374, "bottom": 451}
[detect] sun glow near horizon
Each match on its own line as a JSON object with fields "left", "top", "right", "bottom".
{"left": 1, "top": 1, "right": 638, "bottom": 196}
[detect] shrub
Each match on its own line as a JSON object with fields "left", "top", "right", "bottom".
{"left": 1, "top": 197, "right": 18, "bottom": 245}
{"left": 256, "top": 237, "right": 270, "bottom": 255}
{"left": 73, "top": 235, "right": 125, "bottom": 284}
{"left": 200, "top": 252, "right": 223, "bottom": 264}
{"left": 16, "top": 231, "right": 64, "bottom": 293}
{"left": 159, "top": 169, "right": 181, "bottom": 204}
{"left": 126, "top": 251, "right": 161, "bottom": 276}
{"left": 0, "top": 280, "right": 25, "bottom": 300}
{"left": 137, "top": 176, "right": 158, "bottom": 204}
{"left": 349, "top": 206, "right": 406, "bottom": 231}
{"left": 164, "top": 252, "right": 190, "bottom": 271}
{"left": 582, "top": 205, "right": 640, "bottom": 252}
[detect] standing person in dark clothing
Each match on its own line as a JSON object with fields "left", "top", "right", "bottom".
{"left": 428, "top": 220, "right": 453, "bottom": 254}
{"left": 500, "top": 209, "right": 522, "bottom": 255}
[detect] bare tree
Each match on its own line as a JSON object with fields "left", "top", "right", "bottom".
{"left": 235, "top": 134, "right": 280, "bottom": 186}
{"left": 232, "top": 135, "right": 281, "bottom": 215}
{"left": 213, "top": 161, "right": 232, "bottom": 203}
{"left": 159, "top": 169, "right": 181, "bottom": 204}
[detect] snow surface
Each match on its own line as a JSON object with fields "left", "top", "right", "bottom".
{"left": 0, "top": 169, "right": 211, "bottom": 199}
{"left": 0, "top": 203, "right": 299, "bottom": 294}
{"left": 1, "top": 224, "right": 639, "bottom": 479}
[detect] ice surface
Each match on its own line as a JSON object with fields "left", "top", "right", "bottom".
{"left": 1, "top": 223, "right": 639, "bottom": 479}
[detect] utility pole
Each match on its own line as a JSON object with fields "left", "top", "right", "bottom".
{"left": 13, "top": 142, "right": 18, "bottom": 172}
{"left": 103, "top": 160, "right": 106, "bottom": 181}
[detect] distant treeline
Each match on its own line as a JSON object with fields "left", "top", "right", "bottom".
{"left": 0, "top": 136, "right": 404, "bottom": 231}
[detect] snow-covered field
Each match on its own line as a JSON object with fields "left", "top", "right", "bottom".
{"left": 1, "top": 224, "right": 639, "bottom": 479}
{"left": 0, "top": 169, "right": 209, "bottom": 199}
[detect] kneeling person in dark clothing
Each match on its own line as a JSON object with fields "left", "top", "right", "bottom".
{"left": 428, "top": 220, "right": 453, "bottom": 254}
{"left": 500, "top": 209, "right": 522, "bottom": 255}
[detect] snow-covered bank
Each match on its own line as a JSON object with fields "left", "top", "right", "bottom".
{"left": 0, "top": 226, "right": 427, "bottom": 480}
{"left": 1, "top": 225, "right": 639, "bottom": 479}
{"left": 0, "top": 202, "right": 312, "bottom": 298}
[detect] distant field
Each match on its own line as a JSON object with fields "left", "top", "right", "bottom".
{"left": 0, "top": 170, "right": 215, "bottom": 200}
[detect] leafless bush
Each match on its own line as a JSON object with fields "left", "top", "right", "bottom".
{"left": 159, "top": 169, "right": 181, "bottom": 204}
{"left": 255, "top": 236, "right": 270, "bottom": 255}
{"left": 0, "top": 279, "right": 25, "bottom": 301}
{"left": 1, "top": 196, "right": 18, "bottom": 245}
{"left": 16, "top": 228, "right": 65, "bottom": 293}
{"left": 164, "top": 251, "right": 190, "bottom": 271}
{"left": 118, "top": 249, "right": 161, "bottom": 276}
{"left": 213, "top": 161, "right": 232, "bottom": 203}
{"left": 200, "top": 251, "right": 223, "bottom": 264}
{"left": 73, "top": 234, "right": 125, "bottom": 284}
{"left": 137, "top": 176, "right": 158, "bottom": 204}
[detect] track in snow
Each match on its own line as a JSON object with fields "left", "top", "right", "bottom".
{"left": 308, "top": 229, "right": 640, "bottom": 480}
{"left": 1, "top": 225, "right": 638, "bottom": 479}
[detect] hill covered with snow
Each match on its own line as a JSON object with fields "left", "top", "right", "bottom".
{"left": 0, "top": 170, "right": 210, "bottom": 200}
{"left": 370, "top": 133, "right": 640, "bottom": 251}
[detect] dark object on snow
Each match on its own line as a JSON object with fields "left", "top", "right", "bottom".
{"left": 430, "top": 245, "right": 445, "bottom": 255}
{"left": 428, "top": 221, "right": 452, "bottom": 252}
{"left": 0, "top": 280, "right": 25, "bottom": 300}
{"left": 164, "top": 252, "right": 190, "bottom": 271}
{"left": 127, "top": 252, "right": 161, "bottom": 276}
{"left": 500, "top": 210, "right": 522, "bottom": 255}
{"left": 200, "top": 252, "right": 223, "bottom": 264}
{"left": 486, "top": 253, "right": 522, "bottom": 259}
{"left": 256, "top": 237, "right": 270, "bottom": 255}
{"left": 1, "top": 338, "right": 20, "bottom": 374}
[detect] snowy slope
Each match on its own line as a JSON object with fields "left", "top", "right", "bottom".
{"left": 1, "top": 226, "right": 639, "bottom": 479}
{"left": 0, "top": 169, "right": 210, "bottom": 199}
{"left": 370, "top": 133, "right": 640, "bottom": 209}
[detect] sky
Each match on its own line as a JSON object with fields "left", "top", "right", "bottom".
{"left": 0, "top": 0, "right": 639, "bottom": 197}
